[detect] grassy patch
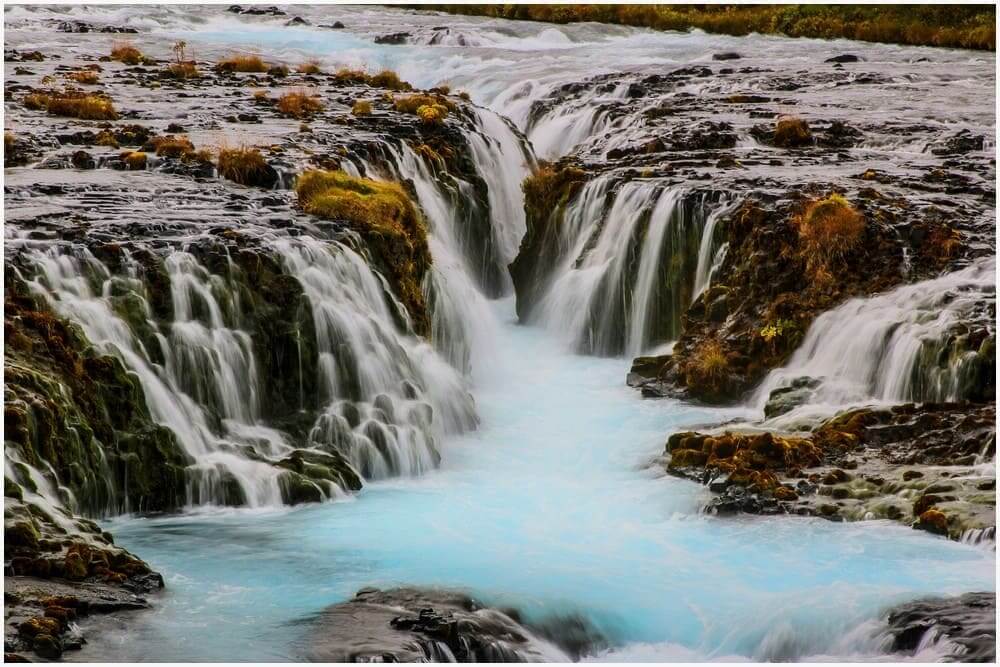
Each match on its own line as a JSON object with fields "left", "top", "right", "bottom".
{"left": 23, "top": 91, "right": 118, "bottom": 120}
{"left": 773, "top": 116, "right": 812, "bottom": 148}
{"left": 217, "top": 146, "right": 270, "bottom": 186}
{"left": 166, "top": 61, "right": 200, "bottom": 79}
{"left": 276, "top": 90, "right": 324, "bottom": 118}
{"left": 351, "top": 99, "right": 373, "bottom": 116}
{"left": 422, "top": 5, "right": 994, "bottom": 50}
{"left": 110, "top": 41, "right": 143, "bottom": 65}
{"left": 795, "top": 193, "right": 866, "bottom": 280}
{"left": 334, "top": 68, "right": 413, "bottom": 91}
{"left": 297, "top": 60, "right": 322, "bottom": 74}
{"left": 216, "top": 54, "right": 268, "bottom": 73}
{"left": 65, "top": 70, "right": 100, "bottom": 85}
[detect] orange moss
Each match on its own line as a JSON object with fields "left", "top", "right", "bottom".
{"left": 65, "top": 70, "right": 99, "bottom": 85}
{"left": 795, "top": 193, "right": 866, "bottom": 277}
{"left": 773, "top": 116, "right": 812, "bottom": 148}
{"left": 122, "top": 151, "right": 147, "bottom": 170}
{"left": 351, "top": 99, "right": 373, "bottom": 116}
{"left": 24, "top": 91, "right": 118, "bottom": 120}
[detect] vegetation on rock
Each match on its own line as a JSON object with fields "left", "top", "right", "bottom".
{"left": 424, "top": 5, "right": 995, "bottom": 50}
{"left": 110, "top": 41, "right": 143, "bottom": 65}
{"left": 216, "top": 53, "right": 268, "bottom": 73}
{"left": 295, "top": 170, "right": 431, "bottom": 334}
{"left": 217, "top": 146, "right": 277, "bottom": 187}
{"left": 23, "top": 91, "right": 118, "bottom": 120}
{"left": 276, "top": 90, "right": 324, "bottom": 118}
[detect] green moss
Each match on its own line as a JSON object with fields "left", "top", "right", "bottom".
{"left": 295, "top": 170, "right": 432, "bottom": 335}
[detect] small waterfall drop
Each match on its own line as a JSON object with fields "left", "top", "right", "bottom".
{"left": 754, "top": 257, "right": 996, "bottom": 409}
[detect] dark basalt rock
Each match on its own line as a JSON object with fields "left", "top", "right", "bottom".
{"left": 763, "top": 376, "right": 820, "bottom": 418}
{"left": 884, "top": 592, "right": 995, "bottom": 662}
{"left": 374, "top": 32, "right": 411, "bottom": 45}
{"left": 57, "top": 21, "right": 138, "bottom": 34}
{"left": 825, "top": 54, "right": 863, "bottom": 63}
{"left": 307, "top": 587, "right": 605, "bottom": 662}
{"left": 712, "top": 52, "right": 742, "bottom": 61}
{"left": 227, "top": 5, "right": 285, "bottom": 16}
{"left": 660, "top": 403, "right": 996, "bottom": 537}
{"left": 931, "top": 130, "right": 986, "bottom": 156}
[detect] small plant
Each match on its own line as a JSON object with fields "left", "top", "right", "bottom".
{"left": 268, "top": 64, "right": 290, "bottom": 77}
{"left": 149, "top": 134, "right": 195, "bottom": 158}
{"left": 66, "top": 70, "right": 99, "bottom": 85}
{"left": 123, "top": 151, "right": 147, "bottom": 170}
{"left": 166, "top": 44, "right": 199, "bottom": 81}
{"left": 276, "top": 90, "right": 324, "bottom": 118}
{"left": 334, "top": 67, "right": 367, "bottom": 83}
{"left": 110, "top": 41, "right": 143, "bottom": 65}
{"left": 351, "top": 99, "right": 372, "bottom": 116}
{"left": 95, "top": 129, "right": 119, "bottom": 147}
{"left": 795, "top": 193, "right": 866, "bottom": 276}
{"left": 416, "top": 103, "right": 448, "bottom": 125}
{"left": 392, "top": 93, "right": 454, "bottom": 115}
{"left": 24, "top": 91, "right": 118, "bottom": 120}
{"left": 297, "top": 60, "right": 321, "bottom": 74}
{"left": 692, "top": 339, "right": 728, "bottom": 383}
{"left": 216, "top": 53, "right": 268, "bottom": 73}
{"left": 252, "top": 90, "right": 271, "bottom": 103}
{"left": 171, "top": 40, "right": 187, "bottom": 63}
{"left": 773, "top": 115, "right": 812, "bottom": 148}
{"left": 369, "top": 69, "right": 412, "bottom": 91}
{"left": 217, "top": 146, "right": 271, "bottom": 186}
{"left": 760, "top": 318, "right": 797, "bottom": 347}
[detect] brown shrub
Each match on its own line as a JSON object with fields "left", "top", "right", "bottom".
{"left": 110, "top": 41, "right": 143, "bottom": 65}
{"left": 150, "top": 135, "right": 194, "bottom": 158}
{"left": 25, "top": 91, "right": 118, "bottom": 120}
{"left": 66, "top": 70, "right": 99, "bottom": 85}
{"left": 369, "top": 69, "right": 412, "bottom": 91}
{"left": 276, "top": 90, "right": 324, "bottom": 118}
{"left": 123, "top": 151, "right": 147, "bottom": 170}
{"left": 166, "top": 61, "right": 199, "bottom": 79}
{"left": 773, "top": 116, "right": 812, "bottom": 148}
{"left": 297, "top": 61, "right": 321, "bottom": 74}
{"left": 351, "top": 99, "right": 373, "bottom": 116}
{"left": 795, "top": 193, "right": 866, "bottom": 275}
{"left": 217, "top": 146, "right": 272, "bottom": 186}
{"left": 216, "top": 54, "right": 268, "bottom": 73}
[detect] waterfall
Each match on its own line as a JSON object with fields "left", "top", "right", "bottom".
{"left": 754, "top": 257, "right": 996, "bottom": 409}
{"left": 274, "top": 235, "right": 477, "bottom": 480}
{"left": 691, "top": 199, "right": 737, "bottom": 301}
{"left": 23, "top": 246, "right": 289, "bottom": 508}
{"left": 530, "top": 181, "right": 723, "bottom": 356}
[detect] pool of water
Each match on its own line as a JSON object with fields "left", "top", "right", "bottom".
{"left": 82, "top": 301, "right": 995, "bottom": 662}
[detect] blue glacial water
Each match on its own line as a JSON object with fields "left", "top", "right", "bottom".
{"left": 87, "top": 301, "right": 995, "bottom": 662}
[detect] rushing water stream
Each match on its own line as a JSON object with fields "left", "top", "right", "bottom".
{"left": 4, "top": 4, "right": 995, "bottom": 662}
{"left": 87, "top": 301, "right": 993, "bottom": 662}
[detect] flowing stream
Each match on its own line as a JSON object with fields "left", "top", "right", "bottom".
{"left": 4, "top": 4, "right": 995, "bottom": 662}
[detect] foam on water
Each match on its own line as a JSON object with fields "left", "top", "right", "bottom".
{"left": 88, "top": 300, "right": 995, "bottom": 662}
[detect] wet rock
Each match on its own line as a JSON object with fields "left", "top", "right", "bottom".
{"left": 763, "top": 376, "right": 820, "bottom": 418}
{"left": 825, "top": 54, "right": 863, "bottom": 63}
{"left": 285, "top": 16, "right": 310, "bottom": 26}
{"left": 227, "top": 5, "right": 285, "bottom": 16}
{"left": 374, "top": 32, "right": 411, "bottom": 45}
{"left": 712, "top": 52, "right": 742, "bottom": 61}
{"left": 884, "top": 592, "right": 995, "bottom": 661}
{"left": 307, "top": 587, "right": 604, "bottom": 662}
{"left": 931, "top": 130, "right": 986, "bottom": 156}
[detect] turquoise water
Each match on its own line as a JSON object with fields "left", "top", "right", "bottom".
{"left": 91, "top": 302, "right": 995, "bottom": 661}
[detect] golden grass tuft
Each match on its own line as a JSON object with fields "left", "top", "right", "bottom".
{"left": 351, "top": 99, "right": 373, "bottom": 116}
{"left": 150, "top": 134, "right": 194, "bottom": 158}
{"left": 275, "top": 90, "right": 324, "bottom": 118}
{"left": 66, "top": 70, "right": 100, "bottom": 85}
{"left": 217, "top": 146, "right": 271, "bottom": 186}
{"left": 297, "top": 60, "right": 322, "bottom": 75}
{"left": 416, "top": 103, "right": 448, "bottom": 125}
{"left": 216, "top": 54, "right": 268, "bottom": 73}
{"left": 167, "top": 61, "right": 200, "bottom": 79}
{"left": 683, "top": 339, "right": 730, "bottom": 394}
{"left": 24, "top": 91, "right": 118, "bottom": 120}
{"left": 110, "top": 41, "right": 143, "bottom": 65}
{"left": 369, "top": 69, "right": 412, "bottom": 91}
{"left": 392, "top": 93, "right": 454, "bottom": 115}
{"left": 795, "top": 193, "right": 866, "bottom": 277}
{"left": 123, "top": 151, "right": 147, "bottom": 170}
{"left": 773, "top": 116, "right": 812, "bottom": 148}
{"left": 295, "top": 169, "right": 424, "bottom": 239}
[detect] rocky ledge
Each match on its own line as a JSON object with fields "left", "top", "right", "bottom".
{"left": 306, "top": 587, "right": 605, "bottom": 662}
{"left": 661, "top": 402, "right": 995, "bottom": 540}
{"left": 883, "top": 592, "right": 996, "bottom": 662}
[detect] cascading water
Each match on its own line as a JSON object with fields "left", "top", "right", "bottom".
{"left": 533, "top": 181, "right": 726, "bottom": 356}
{"left": 21, "top": 245, "right": 290, "bottom": 508}
{"left": 754, "top": 257, "right": 996, "bottom": 411}
{"left": 273, "top": 234, "right": 476, "bottom": 480}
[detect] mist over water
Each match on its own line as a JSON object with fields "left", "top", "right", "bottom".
{"left": 6, "top": 4, "right": 994, "bottom": 663}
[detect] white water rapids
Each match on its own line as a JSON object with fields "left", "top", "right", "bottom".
{"left": 3, "top": 4, "right": 996, "bottom": 663}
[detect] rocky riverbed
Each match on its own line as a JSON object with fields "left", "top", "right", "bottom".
{"left": 4, "top": 4, "right": 996, "bottom": 663}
